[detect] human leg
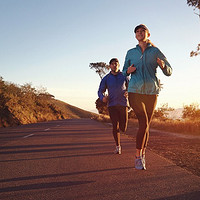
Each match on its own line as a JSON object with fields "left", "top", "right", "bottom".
{"left": 128, "top": 93, "right": 148, "bottom": 151}
{"left": 142, "top": 95, "right": 157, "bottom": 152}
{"left": 134, "top": 94, "right": 157, "bottom": 169}
{"left": 139, "top": 95, "right": 157, "bottom": 169}
{"left": 118, "top": 106, "right": 128, "bottom": 133}
{"left": 108, "top": 106, "right": 120, "bottom": 147}
{"left": 128, "top": 93, "right": 148, "bottom": 169}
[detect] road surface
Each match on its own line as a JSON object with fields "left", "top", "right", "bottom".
{"left": 0, "top": 119, "right": 200, "bottom": 200}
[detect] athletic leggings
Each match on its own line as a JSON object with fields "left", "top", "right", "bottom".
{"left": 128, "top": 93, "right": 157, "bottom": 149}
{"left": 108, "top": 106, "right": 128, "bottom": 146}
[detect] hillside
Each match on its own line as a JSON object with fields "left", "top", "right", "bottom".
{"left": 0, "top": 77, "right": 97, "bottom": 128}
{"left": 0, "top": 97, "right": 97, "bottom": 128}
{"left": 51, "top": 99, "right": 97, "bottom": 119}
{"left": 0, "top": 98, "right": 97, "bottom": 128}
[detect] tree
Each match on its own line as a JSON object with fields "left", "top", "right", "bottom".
{"left": 89, "top": 62, "right": 109, "bottom": 80}
{"left": 153, "top": 103, "right": 174, "bottom": 120}
{"left": 187, "top": 0, "right": 200, "bottom": 11}
{"left": 95, "top": 98, "right": 108, "bottom": 115}
{"left": 187, "top": 0, "right": 200, "bottom": 56}
{"left": 89, "top": 62, "right": 110, "bottom": 114}
{"left": 190, "top": 43, "right": 200, "bottom": 56}
{"left": 182, "top": 103, "right": 200, "bottom": 119}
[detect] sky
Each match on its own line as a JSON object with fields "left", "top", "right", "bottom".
{"left": 0, "top": 0, "right": 200, "bottom": 112}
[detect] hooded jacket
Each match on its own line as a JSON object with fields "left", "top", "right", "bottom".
{"left": 98, "top": 71, "right": 129, "bottom": 107}
{"left": 122, "top": 44, "right": 172, "bottom": 94}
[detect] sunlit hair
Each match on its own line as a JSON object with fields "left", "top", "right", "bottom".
{"left": 109, "top": 58, "right": 119, "bottom": 65}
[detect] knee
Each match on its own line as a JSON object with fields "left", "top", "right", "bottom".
{"left": 138, "top": 119, "right": 149, "bottom": 132}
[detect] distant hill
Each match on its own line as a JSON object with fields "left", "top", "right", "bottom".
{"left": 0, "top": 98, "right": 97, "bottom": 128}
{"left": 0, "top": 77, "right": 97, "bottom": 128}
{"left": 1, "top": 97, "right": 97, "bottom": 128}
{"left": 167, "top": 108, "right": 183, "bottom": 120}
{"left": 51, "top": 99, "right": 97, "bottom": 119}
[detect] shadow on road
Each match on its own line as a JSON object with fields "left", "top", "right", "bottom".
{"left": 0, "top": 180, "right": 94, "bottom": 193}
{"left": 0, "top": 166, "right": 133, "bottom": 184}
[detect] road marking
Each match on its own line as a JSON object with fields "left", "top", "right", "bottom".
{"left": 23, "top": 134, "right": 34, "bottom": 138}
{"left": 44, "top": 128, "right": 50, "bottom": 131}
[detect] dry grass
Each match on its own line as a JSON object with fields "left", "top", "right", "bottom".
{"left": 0, "top": 78, "right": 98, "bottom": 127}
{"left": 94, "top": 114, "right": 200, "bottom": 136}
{"left": 151, "top": 118, "right": 200, "bottom": 135}
{"left": 91, "top": 114, "right": 111, "bottom": 123}
{"left": 0, "top": 98, "right": 98, "bottom": 128}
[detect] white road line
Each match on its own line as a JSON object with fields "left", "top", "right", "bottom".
{"left": 44, "top": 128, "right": 50, "bottom": 131}
{"left": 23, "top": 134, "right": 34, "bottom": 138}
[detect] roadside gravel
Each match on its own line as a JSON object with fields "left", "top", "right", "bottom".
{"left": 126, "top": 125, "right": 200, "bottom": 177}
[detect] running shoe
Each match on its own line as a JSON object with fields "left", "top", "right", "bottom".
{"left": 142, "top": 154, "right": 146, "bottom": 170}
{"left": 114, "top": 146, "right": 121, "bottom": 154}
{"left": 135, "top": 156, "right": 146, "bottom": 170}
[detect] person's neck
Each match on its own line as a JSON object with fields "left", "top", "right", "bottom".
{"left": 138, "top": 41, "right": 148, "bottom": 53}
{"left": 111, "top": 70, "right": 119, "bottom": 75}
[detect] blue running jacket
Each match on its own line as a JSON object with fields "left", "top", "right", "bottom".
{"left": 122, "top": 44, "right": 172, "bottom": 94}
{"left": 98, "top": 71, "right": 129, "bottom": 107}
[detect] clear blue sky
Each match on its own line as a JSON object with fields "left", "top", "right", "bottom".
{"left": 0, "top": 0, "right": 200, "bottom": 112}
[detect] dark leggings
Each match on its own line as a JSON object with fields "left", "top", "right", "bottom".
{"left": 128, "top": 93, "right": 157, "bottom": 149}
{"left": 108, "top": 106, "right": 128, "bottom": 146}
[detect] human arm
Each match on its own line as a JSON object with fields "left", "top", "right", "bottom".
{"left": 102, "top": 96, "right": 108, "bottom": 103}
{"left": 127, "top": 64, "right": 137, "bottom": 74}
{"left": 124, "top": 76, "right": 129, "bottom": 98}
{"left": 122, "top": 51, "right": 136, "bottom": 76}
{"left": 97, "top": 77, "right": 108, "bottom": 103}
{"left": 157, "top": 50, "right": 172, "bottom": 76}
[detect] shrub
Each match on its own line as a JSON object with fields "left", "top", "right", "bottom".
{"left": 182, "top": 103, "right": 200, "bottom": 120}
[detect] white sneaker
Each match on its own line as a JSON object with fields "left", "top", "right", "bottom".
{"left": 114, "top": 146, "right": 121, "bottom": 154}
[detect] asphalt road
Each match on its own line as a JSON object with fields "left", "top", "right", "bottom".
{"left": 0, "top": 119, "right": 200, "bottom": 200}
